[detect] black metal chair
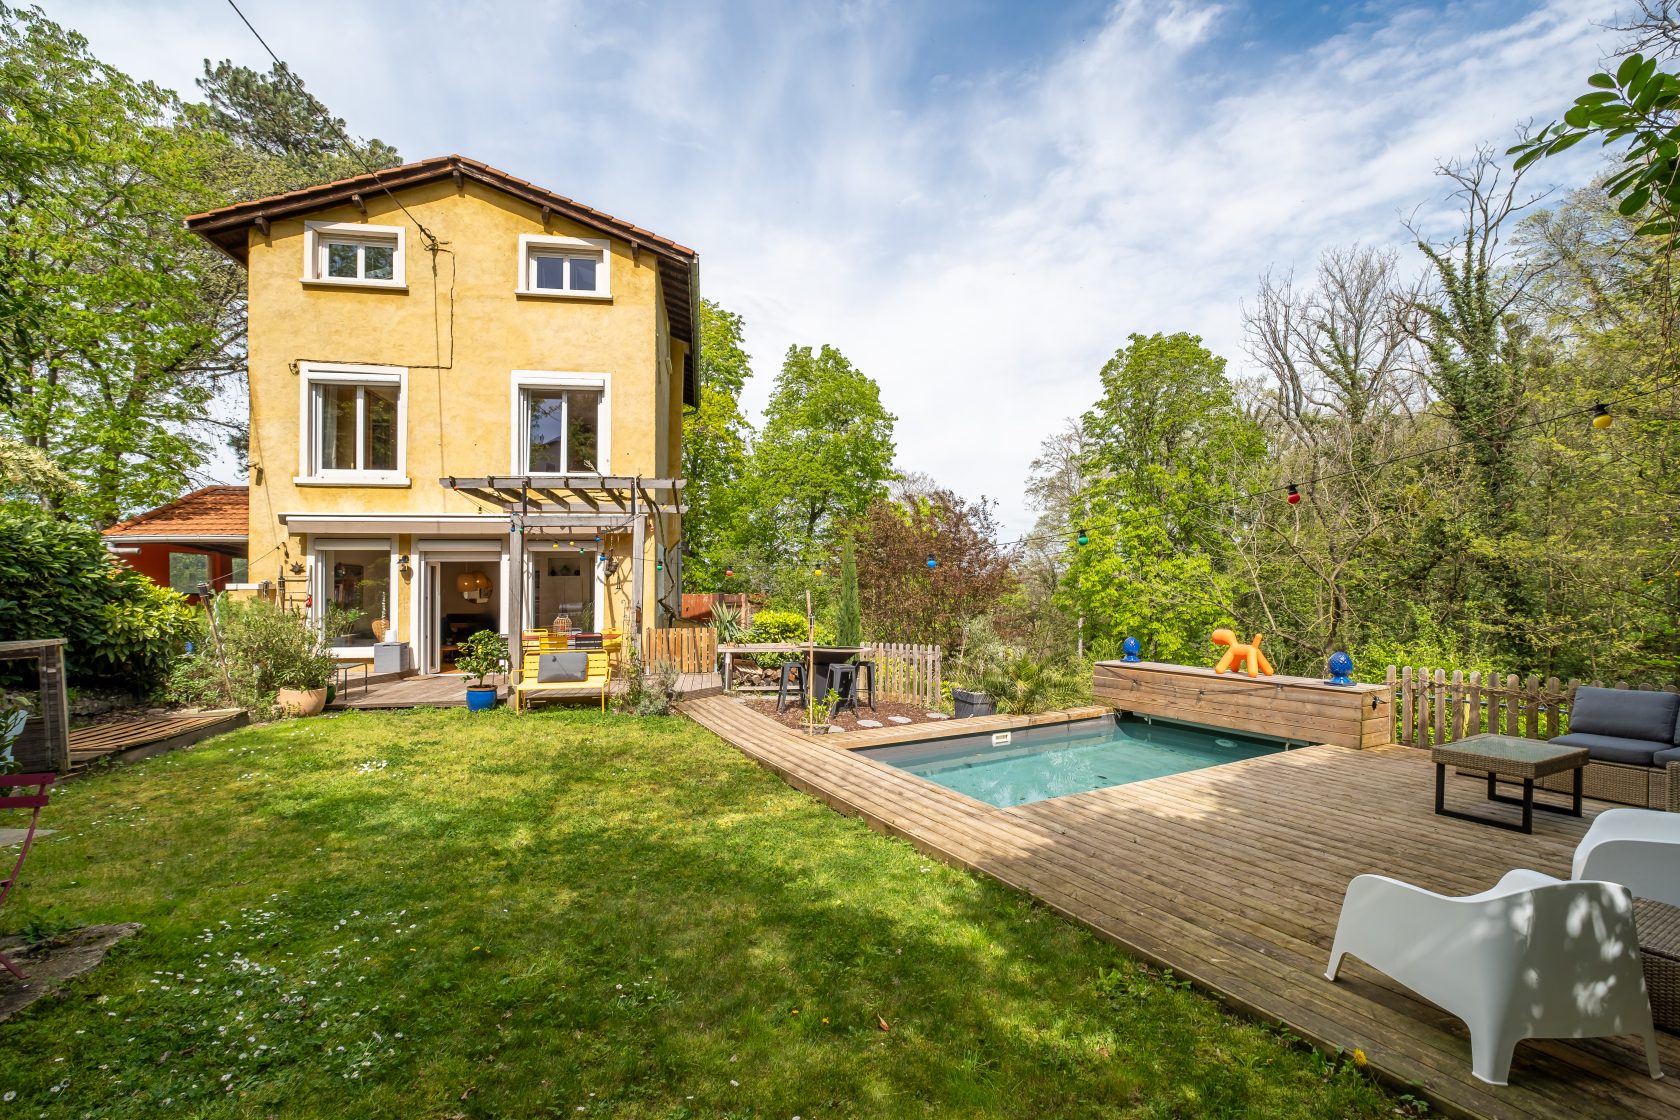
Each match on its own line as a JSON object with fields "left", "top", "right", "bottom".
{"left": 853, "top": 660, "right": 877, "bottom": 711}
{"left": 826, "top": 663, "right": 860, "bottom": 718}
{"left": 776, "top": 662, "right": 808, "bottom": 713}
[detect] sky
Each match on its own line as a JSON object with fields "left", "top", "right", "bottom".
{"left": 42, "top": 0, "right": 1625, "bottom": 534}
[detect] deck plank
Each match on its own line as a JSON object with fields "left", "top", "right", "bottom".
{"left": 681, "top": 695, "right": 1680, "bottom": 1120}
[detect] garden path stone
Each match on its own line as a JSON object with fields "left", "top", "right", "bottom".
{"left": 0, "top": 829, "right": 52, "bottom": 846}
{"left": 888, "top": 716, "right": 912, "bottom": 724}
{"left": 925, "top": 712, "right": 950, "bottom": 720}
{"left": 0, "top": 923, "right": 142, "bottom": 1023}
{"left": 856, "top": 719, "right": 883, "bottom": 728}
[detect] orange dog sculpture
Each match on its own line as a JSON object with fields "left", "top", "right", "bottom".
{"left": 1211, "top": 628, "right": 1274, "bottom": 677}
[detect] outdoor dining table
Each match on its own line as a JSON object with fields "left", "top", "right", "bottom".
{"left": 717, "top": 644, "right": 865, "bottom": 696}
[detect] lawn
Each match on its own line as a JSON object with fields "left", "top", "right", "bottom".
{"left": 0, "top": 709, "right": 1401, "bottom": 1118}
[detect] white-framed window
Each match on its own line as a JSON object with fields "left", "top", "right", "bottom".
{"left": 296, "top": 363, "right": 409, "bottom": 486}
{"left": 310, "top": 538, "right": 398, "bottom": 655}
{"left": 302, "top": 221, "right": 406, "bottom": 288}
{"left": 516, "top": 234, "right": 611, "bottom": 299}
{"left": 509, "top": 372, "right": 610, "bottom": 475}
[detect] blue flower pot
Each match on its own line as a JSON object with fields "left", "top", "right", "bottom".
{"left": 465, "top": 687, "right": 498, "bottom": 712}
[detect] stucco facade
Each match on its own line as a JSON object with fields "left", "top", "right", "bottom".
{"left": 187, "top": 157, "right": 696, "bottom": 670}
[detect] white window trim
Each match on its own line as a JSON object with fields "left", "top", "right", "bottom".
{"left": 302, "top": 220, "right": 407, "bottom": 290}
{"left": 515, "top": 234, "right": 611, "bottom": 300}
{"left": 509, "top": 371, "right": 612, "bottom": 475}
{"left": 309, "top": 537, "right": 400, "bottom": 659}
{"left": 296, "top": 362, "right": 410, "bottom": 486}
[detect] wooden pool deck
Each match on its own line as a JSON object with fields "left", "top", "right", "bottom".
{"left": 681, "top": 695, "right": 1680, "bottom": 1120}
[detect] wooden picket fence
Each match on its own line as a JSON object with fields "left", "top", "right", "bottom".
{"left": 644, "top": 627, "right": 718, "bottom": 674}
{"left": 1385, "top": 665, "right": 1671, "bottom": 748}
{"left": 864, "top": 642, "right": 943, "bottom": 708}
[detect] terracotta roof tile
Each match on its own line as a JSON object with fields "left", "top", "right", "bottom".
{"left": 103, "top": 486, "right": 248, "bottom": 538}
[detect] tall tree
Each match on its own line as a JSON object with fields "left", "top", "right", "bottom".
{"left": 0, "top": 5, "right": 239, "bottom": 525}
{"left": 1059, "top": 332, "right": 1266, "bottom": 660}
{"left": 681, "top": 300, "right": 754, "bottom": 588}
{"left": 853, "top": 476, "right": 1013, "bottom": 651}
{"left": 746, "top": 343, "right": 896, "bottom": 573}
{"left": 835, "top": 536, "right": 862, "bottom": 646}
{"left": 0, "top": 8, "right": 404, "bottom": 523}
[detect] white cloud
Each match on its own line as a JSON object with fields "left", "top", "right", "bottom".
{"left": 40, "top": 0, "right": 1623, "bottom": 531}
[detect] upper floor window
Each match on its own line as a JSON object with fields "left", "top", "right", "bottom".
{"left": 296, "top": 363, "right": 409, "bottom": 486}
{"left": 511, "top": 372, "right": 609, "bottom": 475}
{"left": 303, "top": 221, "right": 406, "bottom": 289}
{"left": 516, "top": 234, "right": 611, "bottom": 299}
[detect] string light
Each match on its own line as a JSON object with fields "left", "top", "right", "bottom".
{"left": 724, "top": 566, "right": 734, "bottom": 578}
{"left": 1076, "top": 528, "right": 1089, "bottom": 546}
{"left": 1286, "top": 483, "right": 1301, "bottom": 505}
{"left": 1593, "top": 403, "right": 1613, "bottom": 429}
{"left": 926, "top": 554, "right": 938, "bottom": 569}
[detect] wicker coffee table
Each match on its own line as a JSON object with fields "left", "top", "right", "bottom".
{"left": 1431, "top": 733, "right": 1588, "bottom": 834}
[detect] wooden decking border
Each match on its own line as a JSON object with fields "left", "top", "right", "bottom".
{"left": 681, "top": 694, "right": 1680, "bottom": 1120}
{"left": 66, "top": 710, "right": 248, "bottom": 774}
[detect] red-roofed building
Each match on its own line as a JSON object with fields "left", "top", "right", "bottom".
{"left": 102, "top": 486, "right": 250, "bottom": 602}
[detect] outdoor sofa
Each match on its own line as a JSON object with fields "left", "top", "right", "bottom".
{"left": 1537, "top": 686, "right": 1680, "bottom": 808}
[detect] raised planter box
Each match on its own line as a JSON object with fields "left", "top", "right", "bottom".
{"left": 1093, "top": 660, "right": 1393, "bottom": 750}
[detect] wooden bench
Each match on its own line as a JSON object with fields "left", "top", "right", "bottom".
{"left": 513, "top": 646, "right": 610, "bottom": 712}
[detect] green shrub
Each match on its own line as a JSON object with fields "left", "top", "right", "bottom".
{"left": 0, "top": 505, "right": 194, "bottom": 693}
{"left": 744, "top": 608, "right": 834, "bottom": 667}
{"left": 619, "top": 651, "right": 681, "bottom": 716}
{"left": 166, "top": 597, "right": 341, "bottom": 713}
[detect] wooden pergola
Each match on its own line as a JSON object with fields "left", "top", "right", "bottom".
{"left": 439, "top": 476, "right": 686, "bottom": 667}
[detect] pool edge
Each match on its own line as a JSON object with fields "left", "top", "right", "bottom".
{"left": 826, "top": 705, "right": 1116, "bottom": 752}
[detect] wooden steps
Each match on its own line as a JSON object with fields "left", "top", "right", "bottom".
{"left": 681, "top": 695, "right": 1680, "bottom": 1120}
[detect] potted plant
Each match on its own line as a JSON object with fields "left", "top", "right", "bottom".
{"left": 951, "top": 686, "right": 996, "bottom": 719}
{"left": 265, "top": 603, "right": 341, "bottom": 717}
{"left": 455, "top": 629, "right": 508, "bottom": 712}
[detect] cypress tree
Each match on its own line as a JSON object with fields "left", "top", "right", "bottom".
{"left": 837, "top": 537, "right": 863, "bottom": 647}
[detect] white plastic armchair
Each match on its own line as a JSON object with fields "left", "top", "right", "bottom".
{"left": 1573, "top": 808, "right": 1680, "bottom": 907}
{"left": 1325, "top": 869, "right": 1661, "bottom": 1086}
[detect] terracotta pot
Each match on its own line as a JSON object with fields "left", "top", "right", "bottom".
{"left": 276, "top": 687, "right": 328, "bottom": 717}
{"left": 371, "top": 619, "right": 390, "bottom": 641}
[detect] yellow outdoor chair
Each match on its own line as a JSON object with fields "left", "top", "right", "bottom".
{"left": 514, "top": 646, "right": 610, "bottom": 712}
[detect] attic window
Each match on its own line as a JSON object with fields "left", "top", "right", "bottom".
{"left": 303, "top": 221, "right": 406, "bottom": 288}
{"left": 517, "top": 234, "right": 611, "bottom": 299}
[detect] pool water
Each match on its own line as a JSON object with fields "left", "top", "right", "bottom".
{"left": 861, "top": 715, "right": 1288, "bottom": 807}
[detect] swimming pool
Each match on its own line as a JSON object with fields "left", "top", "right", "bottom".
{"left": 859, "top": 714, "right": 1291, "bottom": 807}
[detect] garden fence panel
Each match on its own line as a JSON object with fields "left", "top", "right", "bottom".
{"left": 644, "top": 628, "right": 718, "bottom": 674}
{"left": 1383, "top": 666, "right": 1678, "bottom": 748}
{"left": 864, "top": 643, "right": 941, "bottom": 709}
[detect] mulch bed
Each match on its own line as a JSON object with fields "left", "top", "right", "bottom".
{"left": 744, "top": 697, "right": 949, "bottom": 735}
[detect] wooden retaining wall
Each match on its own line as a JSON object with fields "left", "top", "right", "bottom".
{"left": 1093, "top": 660, "right": 1392, "bottom": 749}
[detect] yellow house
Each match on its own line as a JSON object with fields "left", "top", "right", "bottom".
{"left": 185, "top": 155, "right": 696, "bottom": 673}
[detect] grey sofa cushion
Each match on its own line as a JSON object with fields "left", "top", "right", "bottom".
{"left": 1550, "top": 731, "right": 1664, "bottom": 767}
{"left": 536, "top": 652, "right": 590, "bottom": 683}
{"left": 1569, "top": 686, "right": 1679, "bottom": 744}
{"left": 1653, "top": 745, "right": 1680, "bottom": 766}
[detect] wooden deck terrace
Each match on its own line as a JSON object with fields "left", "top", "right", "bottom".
{"left": 681, "top": 695, "right": 1680, "bottom": 1120}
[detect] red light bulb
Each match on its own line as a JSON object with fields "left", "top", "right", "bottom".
{"left": 1286, "top": 484, "right": 1301, "bottom": 505}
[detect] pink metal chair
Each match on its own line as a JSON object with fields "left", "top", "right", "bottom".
{"left": 0, "top": 773, "right": 56, "bottom": 980}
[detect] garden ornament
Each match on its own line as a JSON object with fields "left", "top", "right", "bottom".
{"left": 1210, "top": 628, "right": 1274, "bottom": 677}
{"left": 1121, "top": 636, "right": 1142, "bottom": 662}
{"left": 1327, "top": 651, "right": 1355, "bottom": 686}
